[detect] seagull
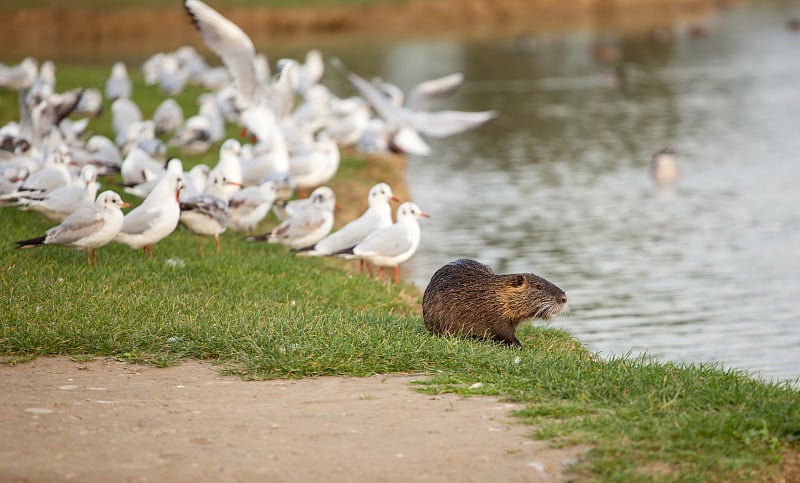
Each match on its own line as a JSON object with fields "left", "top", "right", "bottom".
{"left": 183, "top": 0, "right": 263, "bottom": 110}
{"left": 0, "top": 57, "right": 38, "bottom": 90}
{"left": 334, "top": 60, "right": 497, "bottom": 156}
{"left": 71, "top": 135, "right": 122, "bottom": 176}
{"left": 336, "top": 201, "right": 429, "bottom": 283}
{"left": 300, "top": 182, "right": 398, "bottom": 257}
{"left": 120, "top": 147, "right": 166, "bottom": 190}
{"left": 153, "top": 98, "right": 185, "bottom": 136}
{"left": 169, "top": 93, "right": 224, "bottom": 154}
{"left": 373, "top": 72, "right": 465, "bottom": 111}
{"left": 651, "top": 146, "right": 680, "bottom": 185}
{"left": 179, "top": 171, "right": 240, "bottom": 253}
{"left": 74, "top": 87, "right": 104, "bottom": 118}
{"left": 15, "top": 190, "right": 130, "bottom": 266}
{"left": 114, "top": 172, "right": 185, "bottom": 256}
{"left": 183, "top": 0, "right": 290, "bottom": 135}
{"left": 227, "top": 179, "right": 279, "bottom": 233}
{"left": 238, "top": 107, "right": 290, "bottom": 186}
{"left": 105, "top": 61, "right": 132, "bottom": 101}
{"left": 111, "top": 97, "right": 143, "bottom": 143}
{"left": 244, "top": 186, "right": 336, "bottom": 250}
{"left": 0, "top": 143, "right": 72, "bottom": 201}
{"left": 19, "top": 164, "right": 99, "bottom": 222}
{"left": 124, "top": 157, "right": 184, "bottom": 199}
{"left": 181, "top": 163, "right": 210, "bottom": 201}
{"left": 209, "top": 138, "right": 243, "bottom": 199}
{"left": 289, "top": 136, "right": 340, "bottom": 197}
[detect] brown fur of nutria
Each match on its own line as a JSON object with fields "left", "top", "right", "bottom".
{"left": 422, "top": 259, "right": 567, "bottom": 348}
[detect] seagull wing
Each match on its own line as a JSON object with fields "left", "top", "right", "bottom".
{"left": 46, "top": 207, "right": 104, "bottom": 246}
{"left": 184, "top": 0, "right": 258, "bottom": 106}
{"left": 355, "top": 225, "right": 412, "bottom": 258}
{"left": 405, "top": 109, "right": 498, "bottom": 138}
{"left": 405, "top": 72, "right": 464, "bottom": 111}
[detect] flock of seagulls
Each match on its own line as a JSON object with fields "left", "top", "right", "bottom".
{"left": 1, "top": 0, "right": 497, "bottom": 282}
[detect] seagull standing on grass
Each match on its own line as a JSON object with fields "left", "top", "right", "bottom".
{"left": 227, "top": 179, "right": 280, "bottom": 233}
{"left": 114, "top": 172, "right": 185, "bottom": 256}
{"left": 179, "top": 171, "right": 241, "bottom": 253}
{"left": 336, "top": 201, "right": 429, "bottom": 284}
{"left": 15, "top": 190, "right": 130, "bottom": 266}
{"left": 244, "top": 186, "right": 336, "bottom": 250}
{"left": 299, "top": 182, "right": 397, "bottom": 258}
{"left": 105, "top": 62, "right": 132, "bottom": 101}
{"left": 18, "top": 164, "right": 99, "bottom": 222}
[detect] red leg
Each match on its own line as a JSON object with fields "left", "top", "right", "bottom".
{"left": 214, "top": 235, "right": 221, "bottom": 254}
{"left": 393, "top": 265, "right": 399, "bottom": 284}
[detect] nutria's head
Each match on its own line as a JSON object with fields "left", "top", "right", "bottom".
{"left": 497, "top": 272, "right": 567, "bottom": 322}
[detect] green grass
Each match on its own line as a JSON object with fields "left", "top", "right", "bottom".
{"left": 2, "top": 65, "right": 799, "bottom": 482}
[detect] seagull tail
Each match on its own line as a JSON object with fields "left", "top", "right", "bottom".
{"left": 242, "top": 231, "right": 271, "bottom": 242}
{"left": 15, "top": 235, "right": 46, "bottom": 249}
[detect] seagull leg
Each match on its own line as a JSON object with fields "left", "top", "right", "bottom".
{"left": 214, "top": 235, "right": 221, "bottom": 254}
{"left": 85, "top": 249, "right": 92, "bottom": 266}
{"left": 393, "top": 266, "right": 400, "bottom": 284}
{"left": 197, "top": 238, "right": 204, "bottom": 254}
{"left": 379, "top": 266, "right": 385, "bottom": 281}
{"left": 93, "top": 249, "right": 98, "bottom": 265}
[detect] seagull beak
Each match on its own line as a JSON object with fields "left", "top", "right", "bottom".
{"left": 390, "top": 196, "right": 400, "bottom": 203}
{"left": 419, "top": 212, "right": 430, "bottom": 218}
{"left": 120, "top": 202, "right": 131, "bottom": 209}
{"left": 227, "top": 181, "right": 244, "bottom": 188}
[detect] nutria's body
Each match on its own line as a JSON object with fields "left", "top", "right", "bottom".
{"left": 422, "top": 259, "right": 567, "bottom": 348}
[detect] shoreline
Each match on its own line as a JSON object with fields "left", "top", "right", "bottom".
{"left": 1, "top": 0, "right": 724, "bottom": 62}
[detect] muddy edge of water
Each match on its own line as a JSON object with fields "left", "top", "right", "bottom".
{"left": 2, "top": 0, "right": 723, "bottom": 61}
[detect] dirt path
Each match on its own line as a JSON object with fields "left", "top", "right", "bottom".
{"left": 1, "top": 357, "right": 586, "bottom": 482}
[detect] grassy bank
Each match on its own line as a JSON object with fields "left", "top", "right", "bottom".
{"left": 1, "top": 65, "right": 799, "bottom": 481}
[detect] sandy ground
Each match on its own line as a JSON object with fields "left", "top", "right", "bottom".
{"left": 0, "top": 357, "right": 586, "bottom": 482}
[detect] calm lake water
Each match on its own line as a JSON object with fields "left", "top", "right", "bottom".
{"left": 7, "top": 2, "right": 798, "bottom": 384}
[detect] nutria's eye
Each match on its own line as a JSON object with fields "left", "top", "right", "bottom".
{"left": 512, "top": 275, "right": 525, "bottom": 287}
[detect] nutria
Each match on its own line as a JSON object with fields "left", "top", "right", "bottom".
{"left": 422, "top": 259, "right": 567, "bottom": 348}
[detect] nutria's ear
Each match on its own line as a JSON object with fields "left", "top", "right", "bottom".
{"left": 512, "top": 275, "right": 525, "bottom": 287}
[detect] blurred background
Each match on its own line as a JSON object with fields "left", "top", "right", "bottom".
{"left": 3, "top": 0, "right": 799, "bottom": 384}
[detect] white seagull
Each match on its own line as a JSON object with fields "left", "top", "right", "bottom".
{"left": 209, "top": 138, "right": 243, "bottom": 199}
{"left": 336, "top": 201, "right": 429, "bottom": 283}
{"left": 153, "top": 98, "right": 185, "bottom": 136}
{"left": 227, "top": 179, "right": 279, "bottom": 233}
{"left": 15, "top": 190, "right": 130, "bottom": 266}
{"left": 245, "top": 186, "right": 336, "bottom": 250}
{"left": 19, "top": 164, "right": 99, "bottom": 222}
{"left": 105, "top": 62, "right": 132, "bottom": 101}
{"left": 179, "top": 171, "right": 240, "bottom": 253}
{"left": 300, "top": 182, "right": 398, "bottom": 257}
{"left": 335, "top": 60, "right": 497, "bottom": 156}
{"left": 114, "top": 172, "right": 185, "bottom": 256}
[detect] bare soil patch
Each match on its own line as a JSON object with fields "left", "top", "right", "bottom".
{"left": 1, "top": 357, "right": 586, "bottom": 482}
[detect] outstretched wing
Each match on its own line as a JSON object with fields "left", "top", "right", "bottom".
{"left": 184, "top": 0, "right": 258, "bottom": 106}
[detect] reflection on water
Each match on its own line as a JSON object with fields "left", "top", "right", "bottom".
{"left": 383, "top": 4, "right": 799, "bottom": 383}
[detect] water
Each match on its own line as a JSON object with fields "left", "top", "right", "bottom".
{"left": 382, "top": 4, "right": 800, "bottom": 384}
